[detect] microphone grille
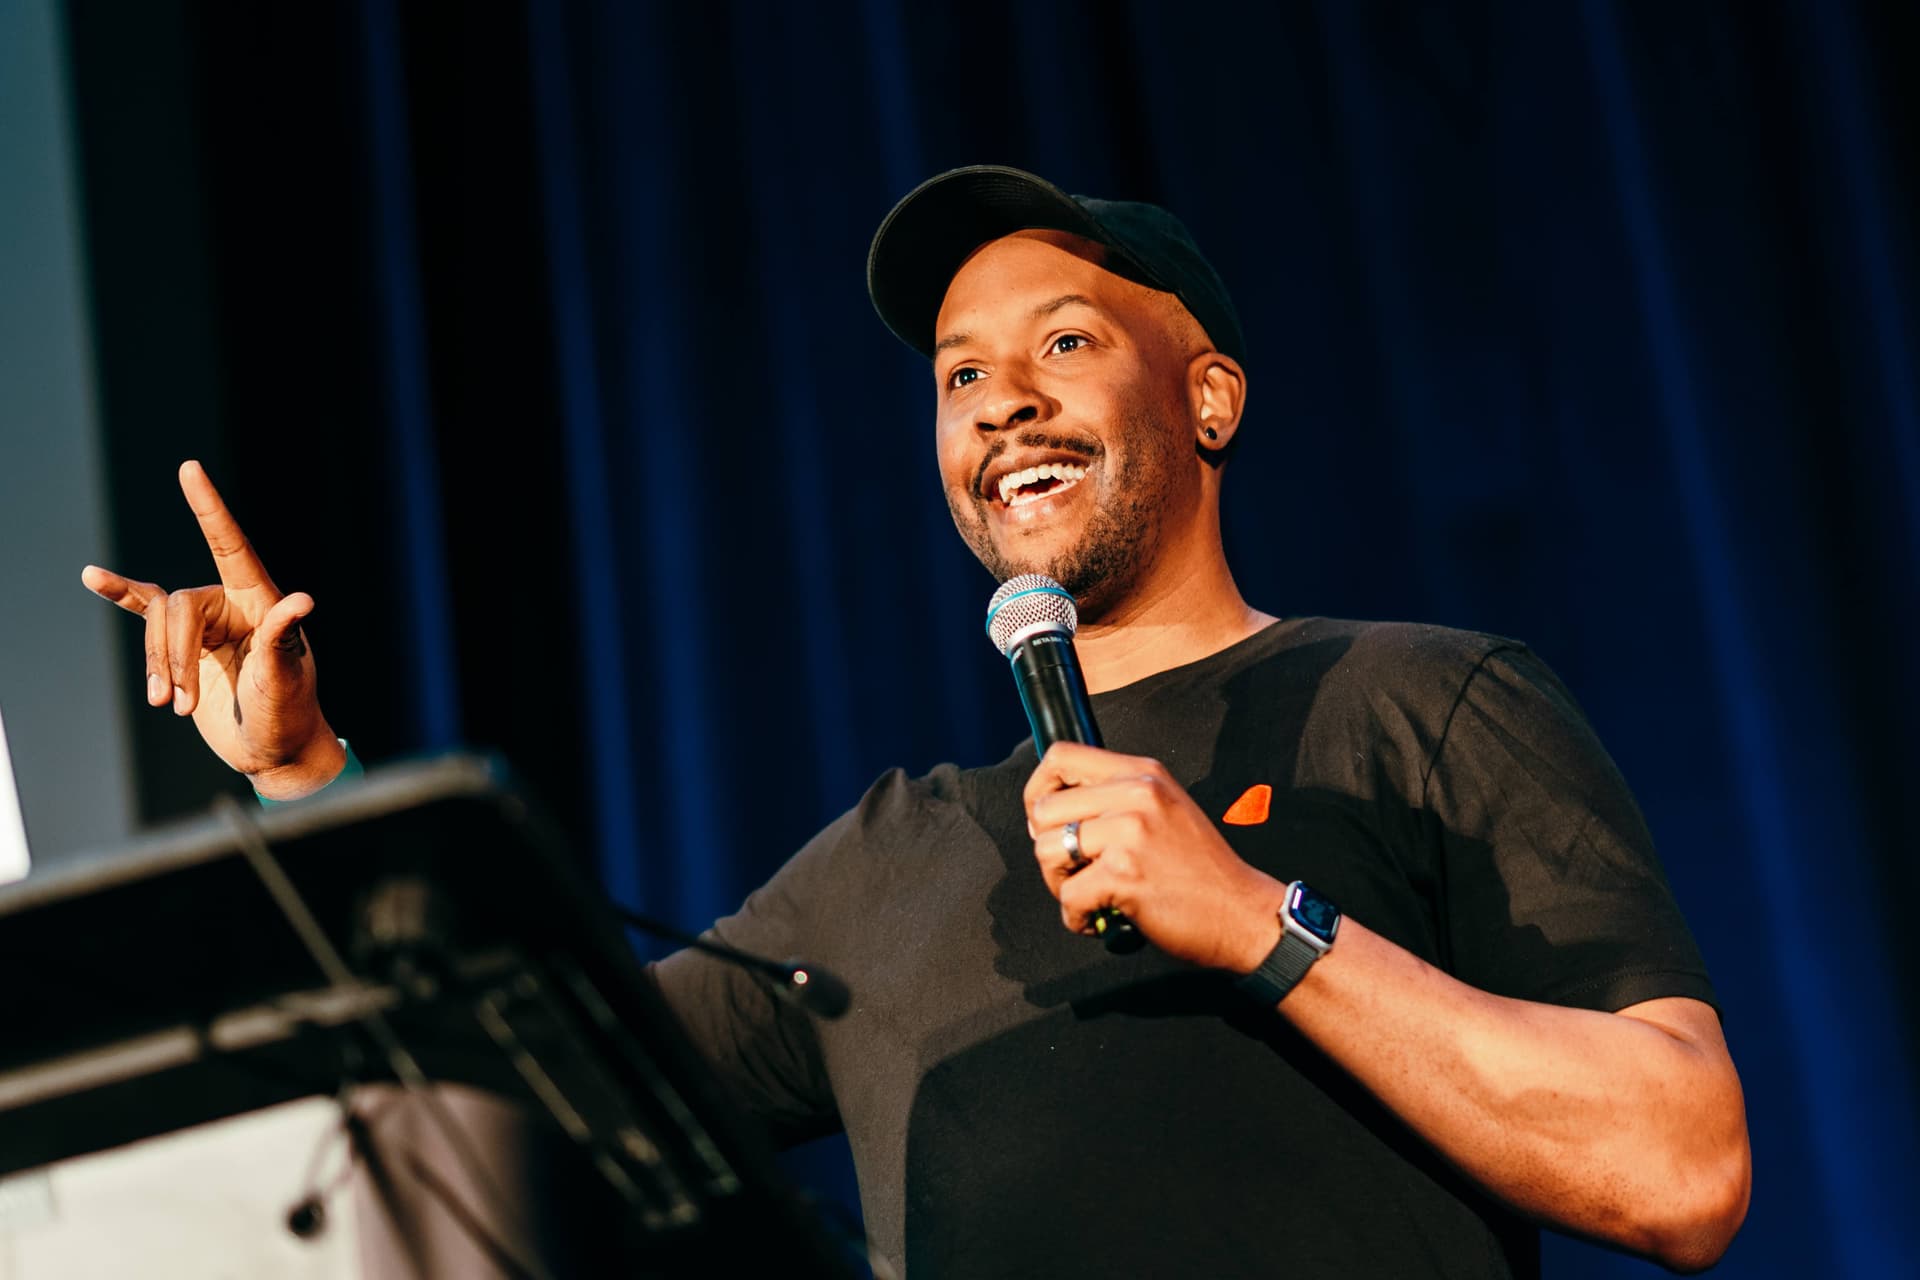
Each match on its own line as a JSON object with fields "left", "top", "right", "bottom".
{"left": 986, "top": 574, "right": 1078, "bottom": 656}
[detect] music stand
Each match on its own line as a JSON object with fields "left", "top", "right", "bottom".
{"left": 0, "top": 754, "right": 855, "bottom": 1278}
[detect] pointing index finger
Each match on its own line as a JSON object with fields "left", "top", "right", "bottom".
{"left": 80, "top": 564, "right": 160, "bottom": 615}
{"left": 179, "top": 460, "right": 276, "bottom": 596}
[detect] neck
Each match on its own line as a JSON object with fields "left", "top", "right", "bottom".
{"left": 1073, "top": 543, "right": 1277, "bottom": 693}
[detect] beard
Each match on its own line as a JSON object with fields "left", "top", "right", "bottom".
{"left": 949, "top": 407, "right": 1184, "bottom": 618}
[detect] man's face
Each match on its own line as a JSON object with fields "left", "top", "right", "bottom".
{"left": 932, "top": 230, "right": 1201, "bottom": 614}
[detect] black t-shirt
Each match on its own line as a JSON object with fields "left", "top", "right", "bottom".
{"left": 653, "top": 618, "right": 1716, "bottom": 1279}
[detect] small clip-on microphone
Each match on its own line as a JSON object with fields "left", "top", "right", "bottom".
{"left": 615, "top": 907, "right": 851, "bottom": 1019}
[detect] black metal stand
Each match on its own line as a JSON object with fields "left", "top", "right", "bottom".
{"left": 0, "top": 754, "right": 853, "bottom": 1278}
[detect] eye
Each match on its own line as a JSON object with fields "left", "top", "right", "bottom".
{"left": 948, "top": 366, "right": 983, "bottom": 391}
{"left": 1048, "top": 334, "right": 1089, "bottom": 356}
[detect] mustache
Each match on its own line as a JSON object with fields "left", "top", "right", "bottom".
{"left": 971, "top": 431, "right": 1102, "bottom": 499}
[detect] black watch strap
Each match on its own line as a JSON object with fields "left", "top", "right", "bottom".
{"left": 1235, "top": 880, "right": 1340, "bottom": 1006}
{"left": 1235, "top": 929, "right": 1323, "bottom": 1006}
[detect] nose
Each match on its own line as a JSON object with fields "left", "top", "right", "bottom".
{"left": 976, "top": 361, "right": 1052, "bottom": 434}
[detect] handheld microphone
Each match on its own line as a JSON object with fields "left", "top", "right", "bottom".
{"left": 986, "top": 575, "right": 1146, "bottom": 954}
{"left": 615, "top": 906, "right": 852, "bottom": 1019}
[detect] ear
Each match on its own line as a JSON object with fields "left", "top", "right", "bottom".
{"left": 1187, "top": 351, "right": 1248, "bottom": 461}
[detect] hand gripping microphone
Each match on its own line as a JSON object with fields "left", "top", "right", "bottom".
{"left": 986, "top": 574, "right": 1146, "bottom": 954}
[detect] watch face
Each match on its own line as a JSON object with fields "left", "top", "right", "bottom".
{"left": 1289, "top": 882, "right": 1341, "bottom": 944}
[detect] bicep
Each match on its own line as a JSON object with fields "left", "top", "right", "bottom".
{"left": 1426, "top": 648, "right": 1716, "bottom": 1010}
{"left": 1614, "top": 995, "right": 1747, "bottom": 1148}
{"left": 1614, "top": 995, "right": 1731, "bottom": 1064}
{"left": 652, "top": 943, "right": 840, "bottom": 1145}
{"left": 1613, "top": 994, "right": 1750, "bottom": 1204}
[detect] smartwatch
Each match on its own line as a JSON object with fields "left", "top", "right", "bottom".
{"left": 1236, "top": 880, "right": 1341, "bottom": 1006}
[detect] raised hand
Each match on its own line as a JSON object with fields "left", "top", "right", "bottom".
{"left": 81, "top": 461, "right": 345, "bottom": 799}
{"left": 1023, "top": 741, "right": 1286, "bottom": 973}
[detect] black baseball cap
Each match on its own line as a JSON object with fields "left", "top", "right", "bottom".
{"left": 867, "top": 165, "right": 1246, "bottom": 367}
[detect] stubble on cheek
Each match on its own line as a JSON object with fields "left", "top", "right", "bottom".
{"left": 946, "top": 484, "right": 1014, "bottom": 584}
{"left": 944, "top": 407, "right": 1175, "bottom": 603}
{"left": 1043, "top": 441, "right": 1160, "bottom": 606}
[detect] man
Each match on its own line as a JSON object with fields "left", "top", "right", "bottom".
{"left": 84, "top": 166, "right": 1748, "bottom": 1277}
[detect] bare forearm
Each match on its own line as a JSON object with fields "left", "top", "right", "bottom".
{"left": 1021, "top": 745, "right": 1749, "bottom": 1268}
{"left": 1274, "top": 917, "right": 1750, "bottom": 1269}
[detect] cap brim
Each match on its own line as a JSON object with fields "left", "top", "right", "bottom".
{"left": 867, "top": 166, "right": 1109, "bottom": 360}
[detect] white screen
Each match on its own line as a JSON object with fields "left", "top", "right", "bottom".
{"left": 0, "top": 706, "right": 30, "bottom": 883}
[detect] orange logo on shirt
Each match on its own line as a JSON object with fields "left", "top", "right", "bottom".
{"left": 1222, "top": 784, "right": 1272, "bottom": 825}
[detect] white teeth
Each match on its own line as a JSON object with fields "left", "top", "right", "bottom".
{"left": 996, "top": 462, "right": 1088, "bottom": 505}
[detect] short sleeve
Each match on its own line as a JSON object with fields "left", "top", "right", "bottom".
{"left": 649, "top": 811, "right": 852, "bottom": 1147}
{"left": 1422, "top": 646, "right": 1718, "bottom": 1015}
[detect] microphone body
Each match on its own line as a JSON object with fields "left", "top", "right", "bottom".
{"left": 1009, "top": 630, "right": 1103, "bottom": 754}
{"left": 987, "top": 576, "right": 1147, "bottom": 954}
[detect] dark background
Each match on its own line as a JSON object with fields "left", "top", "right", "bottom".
{"left": 62, "top": 0, "right": 1917, "bottom": 1274}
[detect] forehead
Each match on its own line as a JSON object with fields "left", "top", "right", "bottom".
{"left": 934, "top": 230, "right": 1141, "bottom": 339}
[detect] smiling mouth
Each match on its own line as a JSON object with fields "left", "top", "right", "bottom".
{"left": 995, "top": 462, "right": 1089, "bottom": 508}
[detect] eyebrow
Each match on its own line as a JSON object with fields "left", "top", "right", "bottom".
{"left": 1033, "top": 293, "right": 1098, "bottom": 320}
{"left": 933, "top": 294, "right": 1104, "bottom": 355}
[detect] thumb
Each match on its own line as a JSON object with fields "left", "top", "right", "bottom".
{"left": 255, "top": 592, "right": 315, "bottom": 668}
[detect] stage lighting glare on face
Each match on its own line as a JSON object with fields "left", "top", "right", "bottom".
{"left": 931, "top": 231, "right": 1203, "bottom": 617}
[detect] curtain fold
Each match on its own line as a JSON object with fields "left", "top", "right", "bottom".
{"left": 500, "top": 6, "right": 1917, "bottom": 1272}
{"left": 74, "top": 2, "right": 1916, "bottom": 1273}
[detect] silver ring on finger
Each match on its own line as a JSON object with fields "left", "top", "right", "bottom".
{"left": 1062, "top": 820, "right": 1089, "bottom": 870}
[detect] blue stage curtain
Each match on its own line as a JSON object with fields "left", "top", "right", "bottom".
{"left": 333, "top": 2, "right": 1915, "bottom": 1273}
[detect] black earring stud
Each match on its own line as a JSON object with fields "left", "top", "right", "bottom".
{"left": 1203, "top": 427, "right": 1219, "bottom": 441}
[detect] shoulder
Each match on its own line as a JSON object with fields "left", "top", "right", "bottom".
{"left": 851, "top": 759, "right": 977, "bottom": 818}
{"left": 740, "top": 764, "right": 976, "bottom": 915}
{"left": 1297, "top": 616, "right": 1520, "bottom": 672}
{"left": 1250, "top": 618, "right": 1535, "bottom": 793}
{"left": 827, "top": 759, "right": 1004, "bottom": 849}
{"left": 1279, "top": 616, "right": 1527, "bottom": 706}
